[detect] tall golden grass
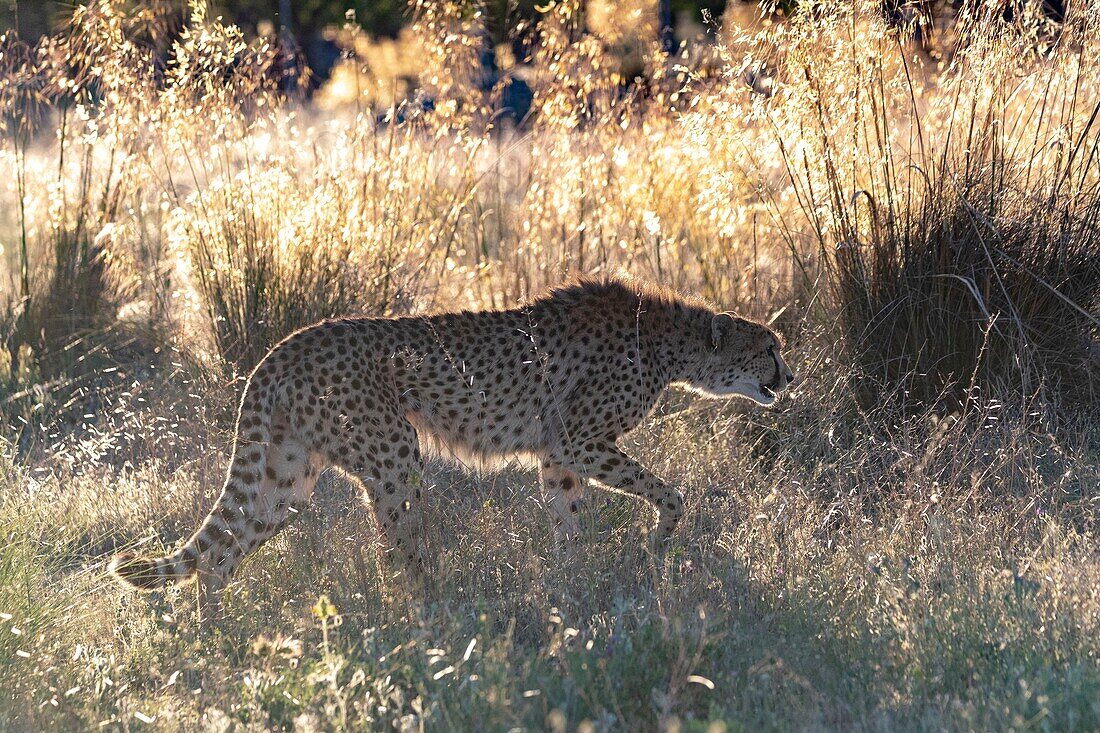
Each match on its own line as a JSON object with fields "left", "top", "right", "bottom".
{"left": 3, "top": 0, "right": 1096, "bottom": 402}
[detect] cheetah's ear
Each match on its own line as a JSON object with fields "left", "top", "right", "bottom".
{"left": 711, "top": 312, "right": 736, "bottom": 349}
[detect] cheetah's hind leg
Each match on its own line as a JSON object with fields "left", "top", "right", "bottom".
{"left": 198, "top": 426, "right": 321, "bottom": 621}
{"left": 540, "top": 461, "right": 586, "bottom": 543}
{"left": 328, "top": 417, "right": 428, "bottom": 588}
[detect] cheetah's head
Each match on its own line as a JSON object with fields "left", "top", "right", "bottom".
{"left": 684, "top": 313, "right": 795, "bottom": 406}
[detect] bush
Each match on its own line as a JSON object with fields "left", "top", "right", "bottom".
{"left": 757, "top": 1, "right": 1100, "bottom": 409}
{"left": 833, "top": 153, "right": 1100, "bottom": 409}
{"left": 174, "top": 168, "right": 368, "bottom": 374}
{"left": 0, "top": 31, "right": 124, "bottom": 383}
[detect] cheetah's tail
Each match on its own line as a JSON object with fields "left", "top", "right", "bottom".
{"left": 110, "top": 356, "right": 282, "bottom": 593}
{"left": 110, "top": 351, "right": 287, "bottom": 593}
{"left": 109, "top": 547, "right": 198, "bottom": 590}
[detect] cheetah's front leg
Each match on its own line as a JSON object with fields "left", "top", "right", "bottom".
{"left": 552, "top": 442, "right": 683, "bottom": 546}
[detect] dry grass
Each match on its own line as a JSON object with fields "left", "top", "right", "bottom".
{"left": 0, "top": 0, "right": 1097, "bottom": 730}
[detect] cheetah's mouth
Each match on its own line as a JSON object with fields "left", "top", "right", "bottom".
{"left": 682, "top": 379, "right": 777, "bottom": 404}
{"left": 749, "top": 383, "right": 777, "bottom": 405}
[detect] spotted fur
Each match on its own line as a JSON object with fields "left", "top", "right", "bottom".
{"left": 111, "top": 275, "right": 794, "bottom": 617}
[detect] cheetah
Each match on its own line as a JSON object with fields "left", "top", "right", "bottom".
{"left": 111, "top": 276, "right": 795, "bottom": 617}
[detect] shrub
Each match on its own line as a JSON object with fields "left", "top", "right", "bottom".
{"left": 173, "top": 168, "right": 369, "bottom": 374}
{"left": 0, "top": 23, "right": 147, "bottom": 385}
{"left": 755, "top": 0, "right": 1100, "bottom": 409}
{"left": 833, "top": 159, "right": 1100, "bottom": 409}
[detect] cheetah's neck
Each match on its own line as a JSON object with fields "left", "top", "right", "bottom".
{"left": 641, "top": 297, "right": 715, "bottom": 385}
